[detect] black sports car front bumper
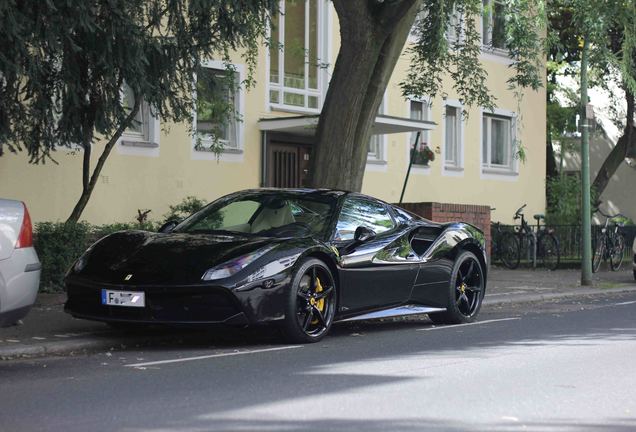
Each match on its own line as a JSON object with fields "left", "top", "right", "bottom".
{"left": 64, "top": 276, "right": 290, "bottom": 326}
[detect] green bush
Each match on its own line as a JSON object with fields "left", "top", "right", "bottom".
{"left": 34, "top": 222, "right": 93, "bottom": 292}
{"left": 162, "top": 196, "right": 207, "bottom": 223}
{"left": 546, "top": 175, "right": 598, "bottom": 225}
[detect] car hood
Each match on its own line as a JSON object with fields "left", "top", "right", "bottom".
{"left": 77, "top": 230, "right": 280, "bottom": 285}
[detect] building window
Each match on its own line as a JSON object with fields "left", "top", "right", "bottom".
{"left": 446, "top": 7, "right": 464, "bottom": 43}
{"left": 269, "top": 0, "right": 325, "bottom": 112}
{"left": 482, "top": 113, "right": 515, "bottom": 172}
{"left": 409, "top": 99, "right": 433, "bottom": 166}
{"left": 482, "top": 0, "right": 507, "bottom": 49}
{"left": 120, "top": 83, "right": 158, "bottom": 148}
{"left": 195, "top": 66, "right": 240, "bottom": 152}
{"left": 444, "top": 105, "right": 462, "bottom": 169}
{"left": 368, "top": 95, "right": 386, "bottom": 163}
{"left": 368, "top": 135, "right": 384, "bottom": 162}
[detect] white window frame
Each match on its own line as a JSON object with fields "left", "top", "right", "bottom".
{"left": 442, "top": 99, "right": 464, "bottom": 176}
{"left": 367, "top": 94, "right": 387, "bottom": 166}
{"left": 482, "top": 0, "right": 508, "bottom": 55}
{"left": 192, "top": 60, "right": 245, "bottom": 162}
{"left": 406, "top": 97, "right": 433, "bottom": 172}
{"left": 446, "top": 6, "right": 465, "bottom": 44}
{"left": 480, "top": 107, "right": 518, "bottom": 178}
{"left": 117, "top": 84, "right": 160, "bottom": 157}
{"left": 408, "top": 10, "right": 427, "bottom": 44}
{"left": 267, "top": 0, "right": 329, "bottom": 114}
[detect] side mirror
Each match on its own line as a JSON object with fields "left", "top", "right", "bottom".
{"left": 342, "top": 226, "right": 376, "bottom": 255}
{"left": 158, "top": 220, "right": 180, "bottom": 233}
{"left": 354, "top": 226, "right": 376, "bottom": 243}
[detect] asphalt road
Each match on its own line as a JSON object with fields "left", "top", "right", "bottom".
{"left": 1, "top": 292, "right": 636, "bottom": 432}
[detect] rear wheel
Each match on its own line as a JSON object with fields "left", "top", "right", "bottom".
{"left": 499, "top": 232, "right": 520, "bottom": 269}
{"left": 281, "top": 258, "right": 336, "bottom": 343}
{"left": 538, "top": 233, "right": 560, "bottom": 271}
{"left": 592, "top": 239, "right": 605, "bottom": 273}
{"left": 429, "top": 251, "right": 485, "bottom": 325}
{"left": 609, "top": 234, "right": 625, "bottom": 271}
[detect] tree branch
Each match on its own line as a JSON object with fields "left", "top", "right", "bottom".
{"left": 66, "top": 96, "right": 141, "bottom": 224}
{"left": 592, "top": 89, "right": 635, "bottom": 197}
{"left": 377, "top": 0, "right": 420, "bottom": 28}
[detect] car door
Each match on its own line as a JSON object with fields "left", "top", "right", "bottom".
{"left": 334, "top": 196, "right": 419, "bottom": 314}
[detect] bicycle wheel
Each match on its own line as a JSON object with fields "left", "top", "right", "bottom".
{"left": 592, "top": 238, "right": 605, "bottom": 273}
{"left": 609, "top": 234, "right": 626, "bottom": 271}
{"left": 538, "top": 233, "right": 560, "bottom": 271}
{"left": 499, "top": 232, "right": 520, "bottom": 269}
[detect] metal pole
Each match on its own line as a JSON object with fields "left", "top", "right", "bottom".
{"left": 399, "top": 131, "right": 421, "bottom": 204}
{"left": 580, "top": 35, "right": 592, "bottom": 285}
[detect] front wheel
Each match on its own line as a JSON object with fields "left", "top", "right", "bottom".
{"left": 538, "top": 233, "right": 560, "bottom": 271}
{"left": 499, "top": 232, "right": 520, "bottom": 269}
{"left": 429, "top": 251, "right": 485, "bottom": 325}
{"left": 609, "top": 234, "right": 625, "bottom": 271}
{"left": 592, "top": 239, "right": 605, "bottom": 273}
{"left": 281, "top": 258, "right": 337, "bottom": 344}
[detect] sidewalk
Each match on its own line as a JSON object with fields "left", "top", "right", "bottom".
{"left": 1, "top": 267, "right": 635, "bottom": 359}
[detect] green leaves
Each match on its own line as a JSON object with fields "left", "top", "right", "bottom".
{"left": 401, "top": 0, "right": 546, "bottom": 113}
{"left": 0, "top": 0, "right": 278, "bottom": 161}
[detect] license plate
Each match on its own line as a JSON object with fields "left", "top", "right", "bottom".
{"left": 101, "top": 290, "right": 145, "bottom": 307}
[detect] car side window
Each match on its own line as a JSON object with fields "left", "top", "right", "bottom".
{"left": 335, "top": 197, "right": 395, "bottom": 241}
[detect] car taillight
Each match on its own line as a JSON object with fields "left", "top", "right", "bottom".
{"left": 15, "top": 202, "right": 33, "bottom": 249}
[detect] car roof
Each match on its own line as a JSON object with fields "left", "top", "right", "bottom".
{"left": 240, "top": 188, "right": 349, "bottom": 198}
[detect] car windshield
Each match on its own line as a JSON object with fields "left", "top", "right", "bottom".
{"left": 174, "top": 193, "right": 336, "bottom": 239}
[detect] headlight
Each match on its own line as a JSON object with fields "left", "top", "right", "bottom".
{"left": 201, "top": 245, "right": 276, "bottom": 281}
{"left": 70, "top": 236, "right": 109, "bottom": 274}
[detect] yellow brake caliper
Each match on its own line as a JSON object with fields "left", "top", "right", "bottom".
{"left": 311, "top": 276, "right": 325, "bottom": 324}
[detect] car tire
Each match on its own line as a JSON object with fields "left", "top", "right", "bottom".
{"left": 429, "top": 250, "right": 485, "bottom": 325}
{"left": 281, "top": 258, "right": 336, "bottom": 344}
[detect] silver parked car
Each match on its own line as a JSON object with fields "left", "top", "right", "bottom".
{"left": 0, "top": 199, "right": 41, "bottom": 326}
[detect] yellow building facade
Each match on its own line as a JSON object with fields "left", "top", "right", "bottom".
{"left": 0, "top": 1, "right": 546, "bottom": 226}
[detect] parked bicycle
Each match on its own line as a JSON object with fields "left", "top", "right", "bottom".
{"left": 592, "top": 210, "right": 626, "bottom": 273}
{"left": 498, "top": 204, "right": 560, "bottom": 270}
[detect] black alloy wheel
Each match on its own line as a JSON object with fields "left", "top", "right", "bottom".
{"left": 282, "top": 258, "right": 336, "bottom": 343}
{"left": 538, "top": 233, "right": 560, "bottom": 271}
{"left": 609, "top": 235, "right": 625, "bottom": 271}
{"left": 429, "top": 251, "right": 485, "bottom": 325}
{"left": 499, "top": 232, "right": 520, "bottom": 269}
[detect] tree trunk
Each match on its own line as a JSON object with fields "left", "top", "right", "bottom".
{"left": 66, "top": 98, "right": 141, "bottom": 224}
{"left": 308, "top": 0, "right": 420, "bottom": 191}
{"left": 592, "top": 89, "right": 635, "bottom": 198}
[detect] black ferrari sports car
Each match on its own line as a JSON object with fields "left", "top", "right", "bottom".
{"left": 65, "top": 189, "right": 487, "bottom": 343}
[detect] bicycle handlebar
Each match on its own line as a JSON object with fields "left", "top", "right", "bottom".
{"left": 595, "top": 207, "right": 627, "bottom": 221}
{"left": 514, "top": 204, "right": 527, "bottom": 218}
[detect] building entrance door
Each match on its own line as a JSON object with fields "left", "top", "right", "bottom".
{"left": 266, "top": 141, "right": 312, "bottom": 188}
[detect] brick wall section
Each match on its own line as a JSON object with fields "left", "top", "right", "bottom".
{"left": 396, "top": 202, "right": 492, "bottom": 257}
